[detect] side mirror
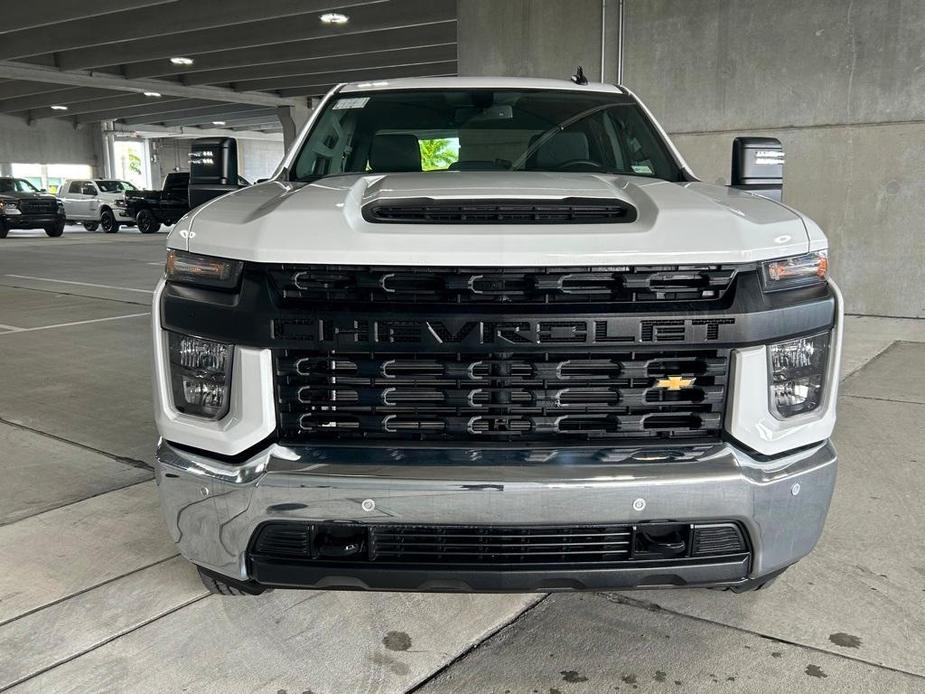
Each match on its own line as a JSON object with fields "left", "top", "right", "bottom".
{"left": 40, "top": 188, "right": 47, "bottom": 193}
{"left": 188, "top": 137, "right": 245, "bottom": 208}
{"left": 730, "top": 137, "right": 784, "bottom": 201}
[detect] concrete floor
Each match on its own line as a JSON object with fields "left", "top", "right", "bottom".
{"left": 0, "top": 229, "right": 923, "bottom": 693}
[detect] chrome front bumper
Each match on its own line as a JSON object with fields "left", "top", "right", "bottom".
{"left": 155, "top": 439, "right": 837, "bottom": 591}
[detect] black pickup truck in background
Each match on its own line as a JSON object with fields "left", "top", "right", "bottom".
{"left": 124, "top": 171, "right": 191, "bottom": 234}
{"left": 125, "top": 138, "right": 252, "bottom": 233}
{"left": 124, "top": 169, "right": 251, "bottom": 233}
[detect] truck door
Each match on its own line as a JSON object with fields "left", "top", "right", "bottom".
{"left": 60, "top": 180, "right": 86, "bottom": 219}
{"left": 81, "top": 182, "right": 100, "bottom": 219}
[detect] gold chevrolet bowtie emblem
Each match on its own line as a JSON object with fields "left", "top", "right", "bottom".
{"left": 656, "top": 375, "right": 696, "bottom": 391}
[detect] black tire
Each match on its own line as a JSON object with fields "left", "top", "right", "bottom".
{"left": 83, "top": 221, "right": 99, "bottom": 231}
{"left": 0, "top": 219, "right": 8, "bottom": 238}
{"left": 44, "top": 220, "right": 65, "bottom": 237}
{"left": 100, "top": 208, "right": 119, "bottom": 233}
{"left": 196, "top": 566, "right": 269, "bottom": 596}
{"left": 136, "top": 209, "right": 161, "bottom": 234}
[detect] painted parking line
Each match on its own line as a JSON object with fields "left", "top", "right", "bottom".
{"left": 0, "top": 323, "right": 24, "bottom": 332}
{"left": 0, "top": 313, "right": 150, "bottom": 335}
{"left": 4, "top": 275, "right": 155, "bottom": 294}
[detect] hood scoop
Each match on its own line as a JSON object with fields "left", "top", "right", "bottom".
{"left": 362, "top": 196, "right": 638, "bottom": 225}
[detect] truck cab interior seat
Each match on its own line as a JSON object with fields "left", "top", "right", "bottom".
{"left": 369, "top": 134, "right": 422, "bottom": 173}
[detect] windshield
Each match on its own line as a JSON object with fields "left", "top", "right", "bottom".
{"left": 96, "top": 180, "right": 137, "bottom": 192}
{"left": 0, "top": 178, "right": 40, "bottom": 193}
{"left": 290, "top": 89, "right": 681, "bottom": 182}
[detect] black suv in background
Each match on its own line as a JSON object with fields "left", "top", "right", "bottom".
{"left": 0, "top": 177, "right": 66, "bottom": 238}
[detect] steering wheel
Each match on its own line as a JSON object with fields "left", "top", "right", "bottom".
{"left": 552, "top": 159, "right": 607, "bottom": 172}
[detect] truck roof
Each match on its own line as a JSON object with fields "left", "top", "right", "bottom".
{"left": 338, "top": 76, "right": 625, "bottom": 95}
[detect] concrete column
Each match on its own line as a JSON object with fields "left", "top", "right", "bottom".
{"left": 276, "top": 102, "right": 313, "bottom": 152}
{"left": 99, "top": 123, "right": 115, "bottom": 179}
{"left": 620, "top": 0, "right": 925, "bottom": 318}
{"left": 457, "top": 0, "right": 620, "bottom": 83}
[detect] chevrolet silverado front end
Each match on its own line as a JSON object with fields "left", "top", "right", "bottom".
{"left": 152, "top": 78, "right": 842, "bottom": 595}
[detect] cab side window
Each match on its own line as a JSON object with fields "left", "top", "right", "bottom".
{"left": 81, "top": 183, "right": 97, "bottom": 196}
{"left": 68, "top": 181, "right": 84, "bottom": 194}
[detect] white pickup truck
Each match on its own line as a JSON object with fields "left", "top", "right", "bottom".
{"left": 58, "top": 178, "right": 137, "bottom": 233}
{"left": 152, "top": 77, "right": 842, "bottom": 596}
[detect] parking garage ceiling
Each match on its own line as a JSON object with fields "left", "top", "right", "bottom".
{"left": 0, "top": 0, "right": 457, "bottom": 134}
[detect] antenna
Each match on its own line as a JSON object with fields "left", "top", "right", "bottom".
{"left": 571, "top": 65, "right": 588, "bottom": 85}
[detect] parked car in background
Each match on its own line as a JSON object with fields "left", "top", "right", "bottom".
{"left": 58, "top": 179, "right": 137, "bottom": 233}
{"left": 125, "top": 171, "right": 249, "bottom": 234}
{"left": 124, "top": 172, "right": 190, "bottom": 234}
{"left": 0, "top": 177, "right": 66, "bottom": 238}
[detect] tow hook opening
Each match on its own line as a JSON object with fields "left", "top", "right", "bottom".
{"left": 314, "top": 525, "right": 367, "bottom": 559}
{"left": 633, "top": 523, "right": 690, "bottom": 559}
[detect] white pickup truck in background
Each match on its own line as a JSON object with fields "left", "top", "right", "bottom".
{"left": 58, "top": 178, "right": 137, "bottom": 233}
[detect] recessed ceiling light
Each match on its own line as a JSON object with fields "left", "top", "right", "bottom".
{"left": 50, "top": 105, "right": 68, "bottom": 110}
{"left": 320, "top": 12, "right": 349, "bottom": 24}
{"left": 143, "top": 91, "right": 162, "bottom": 97}
{"left": 170, "top": 56, "right": 194, "bottom": 66}
{"left": 212, "top": 121, "right": 226, "bottom": 126}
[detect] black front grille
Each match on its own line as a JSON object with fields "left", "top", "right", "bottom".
{"left": 19, "top": 199, "right": 57, "bottom": 214}
{"left": 250, "top": 522, "right": 749, "bottom": 569}
{"left": 275, "top": 348, "right": 729, "bottom": 444}
{"left": 371, "top": 525, "right": 633, "bottom": 564}
{"left": 363, "top": 197, "right": 637, "bottom": 225}
{"left": 268, "top": 264, "right": 738, "bottom": 306}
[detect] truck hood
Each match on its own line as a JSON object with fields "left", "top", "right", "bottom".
{"left": 0, "top": 191, "right": 58, "bottom": 202}
{"left": 176, "top": 172, "right": 811, "bottom": 266}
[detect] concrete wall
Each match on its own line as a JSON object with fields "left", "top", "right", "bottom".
{"left": 238, "top": 139, "right": 284, "bottom": 182}
{"left": 149, "top": 138, "right": 191, "bottom": 186}
{"left": 623, "top": 0, "right": 925, "bottom": 318}
{"left": 0, "top": 115, "right": 101, "bottom": 173}
{"left": 458, "top": 0, "right": 620, "bottom": 82}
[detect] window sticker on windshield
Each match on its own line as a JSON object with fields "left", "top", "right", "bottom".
{"left": 631, "top": 163, "right": 653, "bottom": 175}
{"left": 333, "top": 97, "right": 370, "bottom": 110}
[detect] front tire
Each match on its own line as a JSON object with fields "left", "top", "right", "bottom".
{"left": 196, "top": 566, "right": 269, "bottom": 596}
{"left": 136, "top": 209, "right": 161, "bottom": 234}
{"left": 83, "top": 221, "right": 99, "bottom": 231}
{"left": 0, "top": 219, "right": 8, "bottom": 238}
{"left": 100, "top": 209, "right": 119, "bottom": 233}
{"left": 44, "top": 220, "right": 65, "bottom": 237}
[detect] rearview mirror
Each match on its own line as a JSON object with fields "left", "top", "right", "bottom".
{"left": 188, "top": 137, "right": 246, "bottom": 208}
{"left": 730, "top": 137, "right": 784, "bottom": 201}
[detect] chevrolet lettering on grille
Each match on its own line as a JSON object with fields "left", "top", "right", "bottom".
{"left": 275, "top": 316, "right": 736, "bottom": 348}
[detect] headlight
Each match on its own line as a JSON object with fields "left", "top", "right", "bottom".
{"left": 768, "top": 332, "right": 830, "bottom": 418}
{"left": 115, "top": 199, "right": 127, "bottom": 208}
{"left": 168, "top": 333, "right": 233, "bottom": 419}
{"left": 760, "top": 251, "right": 827, "bottom": 292}
{"left": 165, "top": 250, "right": 243, "bottom": 290}
{"left": 1, "top": 201, "right": 20, "bottom": 215}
